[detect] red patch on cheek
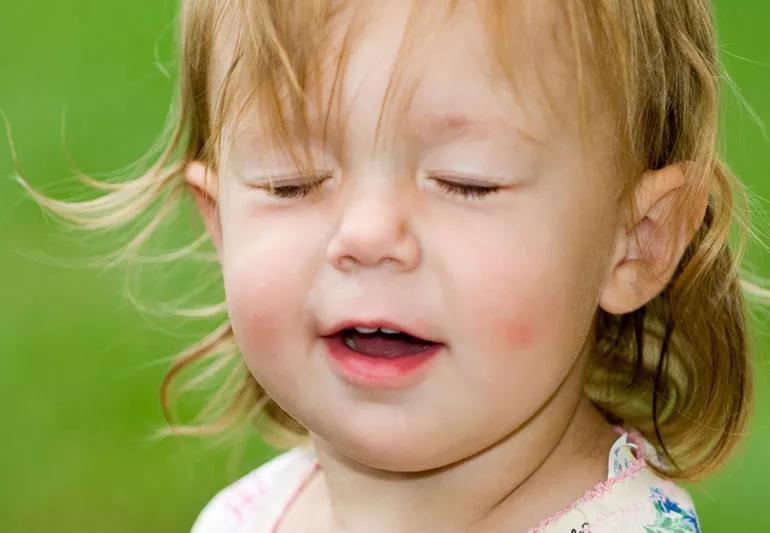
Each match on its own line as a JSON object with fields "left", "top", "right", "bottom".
{"left": 506, "top": 322, "right": 535, "bottom": 347}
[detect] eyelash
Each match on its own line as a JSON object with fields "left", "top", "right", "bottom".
{"left": 432, "top": 178, "right": 501, "bottom": 199}
{"left": 258, "top": 175, "right": 501, "bottom": 199}
{"left": 258, "top": 173, "right": 333, "bottom": 199}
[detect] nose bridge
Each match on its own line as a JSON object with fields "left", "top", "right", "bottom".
{"left": 327, "top": 176, "right": 420, "bottom": 272}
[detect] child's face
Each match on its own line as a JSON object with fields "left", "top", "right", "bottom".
{"left": 194, "top": 1, "right": 623, "bottom": 469}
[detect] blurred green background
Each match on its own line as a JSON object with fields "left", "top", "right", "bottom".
{"left": 1, "top": 1, "right": 768, "bottom": 531}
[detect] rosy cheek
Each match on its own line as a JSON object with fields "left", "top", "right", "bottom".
{"left": 223, "top": 264, "right": 289, "bottom": 344}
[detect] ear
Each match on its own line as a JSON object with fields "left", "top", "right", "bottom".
{"left": 599, "top": 163, "right": 708, "bottom": 315}
{"left": 184, "top": 160, "right": 223, "bottom": 262}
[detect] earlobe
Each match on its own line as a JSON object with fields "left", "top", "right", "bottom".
{"left": 599, "top": 163, "right": 707, "bottom": 315}
{"left": 185, "top": 160, "right": 223, "bottom": 261}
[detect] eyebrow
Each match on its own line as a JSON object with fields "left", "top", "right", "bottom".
{"left": 416, "top": 113, "right": 546, "bottom": 147}
{"left": 234, "top": 112, "right": 546, "bottom": 153}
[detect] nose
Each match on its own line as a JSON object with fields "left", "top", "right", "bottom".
{"left": 326, "top": 181, "right": 421, "bottom": 273}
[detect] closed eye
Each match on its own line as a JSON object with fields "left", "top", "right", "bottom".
{"left": 252, "top": 173, "right": 501, "bottom": 200}
{"left": 254, "top": 172, "right": 333, "bottom": 199}
{"left": 432, "top": 177, "right": 501, "bottom": 199}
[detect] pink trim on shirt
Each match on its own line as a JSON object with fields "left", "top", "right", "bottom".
{"left": 526, "top": 430, "right": 648, "bottom": 532}
{"left": 271, "top": 460, "right": 321, "bottom": 533}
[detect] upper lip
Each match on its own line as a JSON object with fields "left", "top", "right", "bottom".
{"left": 320, "top": 318, "right": 443, "bottom": 344}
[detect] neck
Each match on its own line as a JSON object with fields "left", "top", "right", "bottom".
{"left": 306, "top": 372, "right": 618, "bottom": 533}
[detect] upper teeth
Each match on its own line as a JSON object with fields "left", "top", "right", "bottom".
{"left": 353, "top": 326, "right": 401, "bottom": 334}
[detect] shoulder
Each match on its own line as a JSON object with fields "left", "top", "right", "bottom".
{"left": 191, "top": 443, "right": 318, "bottom": 533}
{"left": 576, "top": 466, "right": 701, "bottom": 533}
{"left": 627, "top": 468, "right": 700, "bottom": 533}
{"left": 532, "top": 432, "right": 701, "bottom": 533}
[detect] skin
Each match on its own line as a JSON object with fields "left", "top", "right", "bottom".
{"left": 185, "top": 1, "right": 706, "bottom": 531}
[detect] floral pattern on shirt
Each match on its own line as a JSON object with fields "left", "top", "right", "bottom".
{"left": 644, "top": 487, "right": 700, "bottom": 533}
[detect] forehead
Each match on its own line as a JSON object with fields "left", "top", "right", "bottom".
{"left": 212, "top": 0, "right": 579, "bottom": 151}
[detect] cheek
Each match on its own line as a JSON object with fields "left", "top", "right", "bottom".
{"left": 443, "top": 215, "right": 599, "bottom": 376}
{"left": 223, "top": 246, "right": 293, "bottom": 340}
{"left": 463, "top": 257, "right": 552, "bottom": 355}
{"left": 463, "top": 272, "right": 540, "bottom": 350}
{"left": 218, "top": 215, "right": 317, "bottom": 381}
{"left": 223, "top": 260, "right": 290, "bottom": 394}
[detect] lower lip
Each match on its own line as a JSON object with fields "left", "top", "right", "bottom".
{"left": 321, "top": 335, "right": 442, "bottom": 389}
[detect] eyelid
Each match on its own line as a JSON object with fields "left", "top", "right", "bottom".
{"left": 429, "top": 175, "right": 503, "bottom": 199}
{"left": 252, "top": 170, "right": 334, "bottom": 187}
{"left": 428, "top": 174, "right": 503, "bottom": 191}
{"left": 249, "top": 170, "right": 334, "bottom": 200}
{"left": 248, "top": 170, "right": 506, "bottom": 201}
{"left": 428, "top": 171, "right": 503, "bottom": 187}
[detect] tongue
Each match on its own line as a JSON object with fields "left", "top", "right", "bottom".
{"left": 344, "top": 331, "right": 435, "bottom": 358}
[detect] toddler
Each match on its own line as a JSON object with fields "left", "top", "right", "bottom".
{"left": 20, "top": 0, "right": 769, "bottom": 531}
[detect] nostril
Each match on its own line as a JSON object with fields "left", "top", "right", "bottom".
{"left": 339, "top": 256, "right": 358, "bottom": 272}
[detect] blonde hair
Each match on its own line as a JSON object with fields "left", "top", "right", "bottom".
{"left": 17, "top": 0, "right": 770, "bottom": 480}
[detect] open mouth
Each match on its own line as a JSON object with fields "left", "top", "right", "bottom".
{"left": 335, "top": 328, "right": 438, "bottom": 358}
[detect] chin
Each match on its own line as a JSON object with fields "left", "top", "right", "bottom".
{"left": 345, "top": 442, "right": 447, "bottom": 473}
{"left": 313, "top": 414, "right": 462, "bottom": 473}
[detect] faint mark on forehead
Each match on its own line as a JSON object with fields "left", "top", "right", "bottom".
{"left": 230, "top": 108, "right": 545, "bottom": 156}
{"left": 410, "top": 112, "right": 547, "bottom": 148}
